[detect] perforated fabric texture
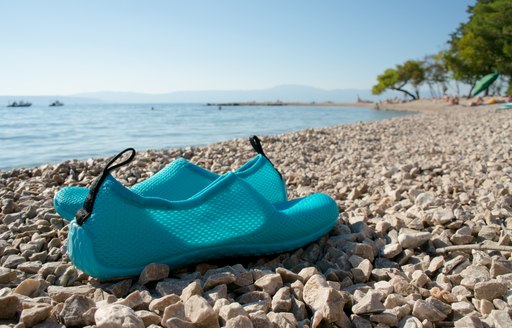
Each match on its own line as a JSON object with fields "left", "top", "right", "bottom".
{"left": 54, "top": 155, "right": 286, "bottom": 221}
{"left": 68, "top": 173, "right": 338, "bottom": 279}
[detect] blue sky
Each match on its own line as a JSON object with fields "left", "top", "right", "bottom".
{"left": 0, "top": 0, "right": 475, "bottom": 95}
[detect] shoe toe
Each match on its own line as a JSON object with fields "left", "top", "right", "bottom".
{"left": 53, "top": 186, "right": 89, "bottom": 221}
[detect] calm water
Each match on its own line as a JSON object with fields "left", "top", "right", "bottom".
{"left": 0, "top": 103, "right": 411, "bottom": 170}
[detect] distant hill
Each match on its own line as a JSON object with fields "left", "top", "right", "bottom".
{"left": 75, "top": 85, "right": 393, "bottom": 103}
{"left": 1, "top": 85, "right": 398, "bottom": 105}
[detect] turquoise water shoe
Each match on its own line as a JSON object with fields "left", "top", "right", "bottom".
{"left": 68, "top": 148, "right": 339, "bottom": 279}
{"left": 54, "top": 136, "right": 286, "bottom": 221}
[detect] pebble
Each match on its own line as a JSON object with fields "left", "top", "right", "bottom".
{"left": 352, "top": 293, "right": 385, "bottom": 314}
{"left": 14, "top": 278, "right": 41, "bottom": 297}
{"left": 184, "top": 295, "right": 219, "bottom": 327}
{"left": 1, "top": 107, "right": 512, "bottom": 326}
{"left": 397, "top": 228, "right": 431, "bottom": 249}
{"left": 20, "top": 304, "right": 52, "bottom": 327}
{"left": 254, "top": 273, "right": 283, "bottom": 296}
{"left": 138, "top": 263, "right": 170, "bottom": 285}
{"left": 59, "top": 294, "right": 96, "bottom": 326}
{"left": 0, "top": 294, "right": 20, "bottom": 319}
{"left": 94, "top": 304, "right": 144, "bottom": 328}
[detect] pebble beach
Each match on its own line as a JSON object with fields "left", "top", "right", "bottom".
{"left": 1, "top": 102, "right": 512, "bottom": 327}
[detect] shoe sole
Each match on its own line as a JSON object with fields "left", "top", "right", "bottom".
{"left": 69, "top": 220, "right": 335, "bottom": 280}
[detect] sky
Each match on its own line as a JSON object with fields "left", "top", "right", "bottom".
{"left": 0, "top": 0, "right": 476, "bottom": 95}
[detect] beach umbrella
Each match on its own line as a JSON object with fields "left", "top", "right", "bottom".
{"left": 472, "top": 72, "right": 499, "bottom": 97}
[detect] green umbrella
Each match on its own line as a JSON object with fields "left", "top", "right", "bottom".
{"left": 472, "top": 72, "right": 499, "bottom": 97}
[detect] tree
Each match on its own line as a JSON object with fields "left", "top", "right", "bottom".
{"left": 423, "top": 54, "right": 449, "bottom": 98}
{"left": 448, "top": 0, "right": 512, "bottom": 94}
{"left": 372, "top": 60, "right": 425, "bottom": 100}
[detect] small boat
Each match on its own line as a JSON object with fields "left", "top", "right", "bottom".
{"left": 49, "top": 100, "right": 64, "bottom": 107}
{"left": 7, "top": 101, "right": 32, "bottom": 108}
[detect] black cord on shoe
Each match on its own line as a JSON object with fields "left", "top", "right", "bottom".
{"left": 249, "top": 135, "right": 282, "bottom": 180}
{"left": 76, "top": 148, "right": 136, "bottom": 226}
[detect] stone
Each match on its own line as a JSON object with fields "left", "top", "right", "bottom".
{"left": 156, "top": 278, "right": 194, "bottom": 297}
{"left": 427, "top": 256, "right": 444, "bottom": 273}
{"left": 290, "top": 297, "right": 307, "bottom": 322}
{"left": 267, "top": 312, "right": 298, "bottom": 328}
{"left": 138, "top": 263, "right": 170, "bottom": 285}
{"left": 460, "top": 265, "right": 490, "bottom": 289}
{"left": 487, "top": 310, "right": 512, "bottom": 328}
{"left": 17, "top": 261, "right": 43, "bottom": 274}
{"left": 0, "top": 267, "right": 17, "bottom": 284}
{"left": 163, "top": 317, "right": 195, "bottom": 328}
{"left": 454, "top": 316, "right": 483, "bottom": 328}
{"left": 135, "top": 310, "right": 161, "bottom": 327}
{"left": 219, "top": 302, "right": 248, "bottom": 325}
{"left": 149, "top": 294, "right": 181, "bottom": 313}
{"left": 203, "top": 272, "right": 236, "bottom": 290}
{"left": 14, "top": 278, "right": 41, "bottom": 297}
{"left": 161, "top": 302, "right": 186, "bottom": 324}
{"left": 95, "top": 304, "right": 144, "bottom": 328}
{"left": 399, "top": 315, "right": 423, "bottom": 328}
{"left": 442, "top": 255, "right": 466, "bottom": 274}
{"left": 350, "top": 314, "right": 372, "bottom": 328}
{"left": 451, "top": 301, "right": 475, "bottom": 315}
{"left": 20, "top": 304, "right": 52, "bottom": 327}
{"left": 249, "top": 310, "right": 273, "bottom": 328}
{"left": 474, "top": 280, "right": 507, "bottom": 300}
{"left": 411, "top": 270, "right": 429, "bottom": 288}
{"left": 352, "top": 293, "right": 385, "bottom": 314}
{"left": 432, "top": 208, "right": 455, "bottom": 225}
{"left": 271, "top": 287, "right": 292, "bottom": 312}
{"left": 184, "top": 295, "right": 219, "bottom": 328}
{"left": 412, "top": 299, "right": 447, "bottom": 321}
{"left": 398, "top": 228, "right": 431, "bottom": 249}
{"left": 180, "top": 280, "right": 203, "bottom": 303}
{"left": 303, "top": 274, "right": 349, "bottom": 322}
{"left": 59, "top": 294, "right": 95, "bottom": 326}
{"left": 204, "top": 284, "right": 228, "bottom": 305}
{"left": 47, "top": 285, "right": 95, "bottom": 302}
{"left": 297, "top": 267, "right": 320, "bottom": 283}
{"left": 254, "top": 274, "right": 283, "bottom": 296}
{"left": 116, "top": 290, "right": 144, "bottom": 309}
{"left": 415, "top": 192, "right": 435, "bottom": 209}
{"left": 374, "top": 281, "right": 394, "bottom": 295}
{"left": 479, "top": 299, "right": 494, "bottom": 316}
{"left": 3, "top": 254, "right": 26, "bottom": 268}
{"left": 382, "top": 243, "right": 402, "bottom": 258}
{"left": 490, "top": 259, "right": 512, "bottom": 278}
{"left": 226, "top": 315, "right": 254, "bottom": 328}
{"left": 276, "top": 267, "right": 303, "bottom": 283}
{"left": 239, "top": 291, "right": 271, "bottom": 313}
{"left": 0, "top": 294, "right": 20, "bottom": 319}
{"left": 451, "top": 226, "right": 474, "bottom": 244}
{"left": 369, "top": 312, "right": 399, "bottom": 326}
{"left": 106, "top": 279, "right": 132, "bottom": 298}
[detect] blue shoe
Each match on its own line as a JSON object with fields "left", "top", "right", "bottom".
{"left": 54, "top": 136, "right": 286, "bottom": 221}
{"left": 68, "top": 149, "right": 339, "bottom": 279}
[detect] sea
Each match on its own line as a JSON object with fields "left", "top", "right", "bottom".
{"left": 0, "top": 103, "right": 412, "bottom": 170}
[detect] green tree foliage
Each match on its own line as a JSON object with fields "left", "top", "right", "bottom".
{"left": 372, "top": 60, "right": 425, "bottom": 100}
{"left": 448, "top": 0, "right": 512, "bottom": 94}
{"left": 423, "top": 53, "right": 449, "bottom": 98}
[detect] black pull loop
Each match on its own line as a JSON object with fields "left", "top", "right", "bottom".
{"left": 249, "top": 136, "right": 282, "bottom": 180}
{"left": 76, "top": 148, "right": 136, "bottom": 226}
{"left": 249, "top": 135, "right": 267, "bottom": 159}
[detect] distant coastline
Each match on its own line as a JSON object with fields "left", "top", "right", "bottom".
{"left": 207, "top": 101, "right": 373, "bottom": 107}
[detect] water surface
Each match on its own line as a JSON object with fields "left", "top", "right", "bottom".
{"left": 0, "top": 103, "right": 411, "bottom": 169}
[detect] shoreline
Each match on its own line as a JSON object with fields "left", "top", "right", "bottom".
{"left": 207, "top": 98, "right": 504, "bottom": 114}
{"left": 0, "top": 101, "right": 511, "bottom": 326}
